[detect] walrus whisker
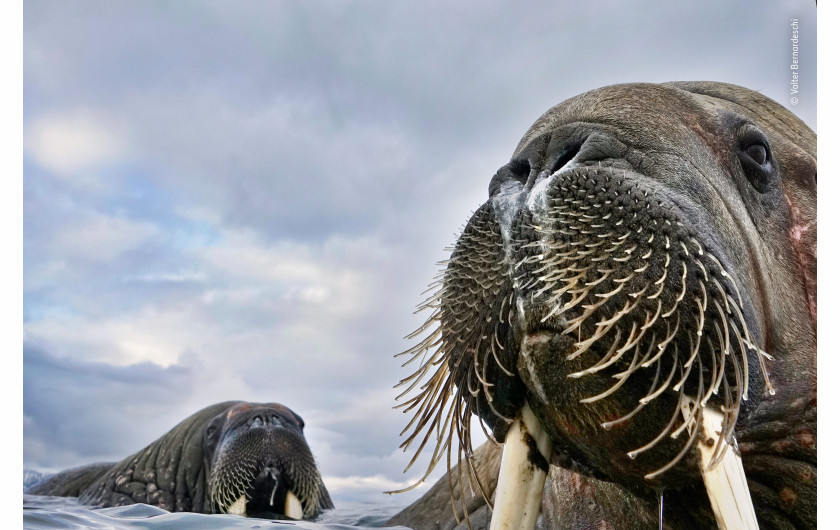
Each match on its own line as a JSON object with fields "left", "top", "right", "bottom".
{"left": 715, "top": 303, "right": 731, "bottom": 355}
{"left": 577, "top": 320, "right": 646, "bottom": 377}
{"left": 696, "top": 258, "right": 709, "bottom": 283}
{"left": 269, "top": 476, "right": 279, "bottom": 507}
{"left": 671, "top": 353, "right": 705, "bottom": 440}
{"left": 395, "top": 350, "right": 441, "bottom": 390}
{"left": 568, "top": 328, "right": 624, "bottom": 378}
{"left": 397, "top": 371, "right": 448, "bottom": 439}
{"left": 567, "top": 310, "right": 626, "bottom": 360}
{"left": 700, "top": 337, "right": 720, "bottom": 407}
{"left": 612, "top": 270, "right": 637, "bottom": 284}
{"left": 491, "top": 329, "right": 516, "bottom": 378}
{"left": 721, "top": 270, "right": 744, "bottom": 310}
{"left": 612, "top": 247, "right": 637, "bottom": 262}
{"left": 561, "top": 296, "right": 612, "bottom": 336}
{"left": 633, "top": 261, "right": 650, "bottom": 274}
{"left": 628, "top": 282, "right": 649, "bottom": 299}
{"left": 584, "top": 267, "right": 615, "bottom": 287}
{"left": 626, "top": 330, "right": 658, "bottom": 372}
{"left": 641, "top": 313, "right": 680, "bottom": 369}
{"left": 673, "top": 333, "right": 699, "bottom": 392}
{"left": 659, "top": 263, "right": 685, "bottom": 317}
{"left": 580, "top": 338, "right": 643, "bottom": 403}
{"left": 644, "top": 401, "right": 702, "bottom": 480}
{"left": 392, "top": 406, "right": 456, "bottom": 493}
{"left": 654, "top": 255, "right": 671, "bottom": 286}
{"left": 396, "top": 364, "right": 444, "bottom": 417}
{"left": 710, "top": 378, "right": 737, "bottom": 468}
{"left": 726, "top": 342, "right": 745, "bottom": 418}
{"left": 444, "top": 413, "right": 465, "bottom": 528}
{"left": 698, "top": 281, "right": 708, "bottom": 312}
{"left": 640, "top": 343, "right": 680, "bottom": 405}
{"left": 640, "top": 302, "right": 662, "bottom": 331}
{"left": 711, "top": 319, "right": 728, "bottom": 393}
{"left": 396, "top": 367, "right": 446, "bottom": 410}
{"left": 629, "top": 377, "right": 685, "bottom": 459}
{"left": 402, "top": 311, "right": 442, "bottom": 341}
{"left": 730, "top": 325, "right": 751, "bottom": 401}
{"left": 603, "top": 356, "right": 662, "bottom": 429}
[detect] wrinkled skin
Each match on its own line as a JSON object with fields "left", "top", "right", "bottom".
{"left": 27, "top": 401, "right": 333, "bottom": 519}
{"left": 388, "top": 441, "right": 654, "bottom": 530}
{"left": 397, "top": 82, "right": 815, "bottom": 529}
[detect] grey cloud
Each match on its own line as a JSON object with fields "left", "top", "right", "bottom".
{"left": 23, "top": 344, "right": 195, "bottom": 468}
{"left": 25, "top": 1, "right": 816, "bottom": 245}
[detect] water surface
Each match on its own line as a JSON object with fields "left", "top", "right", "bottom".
{"left": 24, "top": 494, "right": 412, "bottom": 529}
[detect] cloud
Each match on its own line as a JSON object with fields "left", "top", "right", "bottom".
{"left": 49, "top": 213, "right": 160, "bottom": 265}
{"left": 22, "top": 344, "right": 195, "bottom": 469}
{"left": 25, "top": 110, "right": 127, "bottom": 185}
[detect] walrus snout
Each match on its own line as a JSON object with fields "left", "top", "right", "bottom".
{"left": 500, "top": 163, "right": 772, "bottom": 484}
{"left": 204, "top": 403, "right": 332, "bottom": 519}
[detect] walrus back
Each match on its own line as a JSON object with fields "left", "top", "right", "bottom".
{"left": 26, "top": 462, "right": 116, "bottom": 498}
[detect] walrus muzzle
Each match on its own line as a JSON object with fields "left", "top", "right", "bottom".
{"left": 204, "top": 403, "right": 331, "bottom": 519}
{"left": 396, "top": 82, "right": 816, "bottom": 529}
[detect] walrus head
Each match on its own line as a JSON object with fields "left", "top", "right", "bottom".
{"left": 396, "top": 82, "right": 816, "bottom": 528}
{"left": 203, "top": 402, "right": 333, "bottom": 519}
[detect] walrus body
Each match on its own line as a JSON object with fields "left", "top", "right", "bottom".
{"left": 388, "top": 442, "right": 654, "bottom": 530}
{"left": 396, "top": 82, "right": 816, "bottom": 529}
{"left": 27, "top": 401, "right": 334, "bottom": 520}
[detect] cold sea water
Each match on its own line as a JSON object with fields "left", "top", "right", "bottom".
{"left": 23, "top": 473, "right": 414, "bottom": 530}
{"left": 23, "top": 495, "right": 413, "bottom": 529}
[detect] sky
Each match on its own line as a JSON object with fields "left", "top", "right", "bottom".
{"left": 21, "top": 0, "right": 817, "bottom": 509}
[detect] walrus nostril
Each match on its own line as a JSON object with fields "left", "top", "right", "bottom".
{"left": 489, "top": 158, "right": 532, "bottom": 196}
{"left": 550, "top": 141, "right": 583, "bottom": 174}
{"left": 249, "top": 416, "right": 264, "bottom": 429}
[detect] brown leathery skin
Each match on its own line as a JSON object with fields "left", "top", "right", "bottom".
{"left": 396, "top": 82, "right": 815, "bottom": 529}
{"left": 387, "top": 441, "right": 658, "bottom": 530}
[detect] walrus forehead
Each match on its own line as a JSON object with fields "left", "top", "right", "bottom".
{"left": 512, "top": 83, "right": 721, "bottom": 158}
{"left": 225, "top": 402, "right": 295, "bottom": 419}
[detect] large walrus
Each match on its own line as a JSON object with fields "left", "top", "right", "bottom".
{"left": 27, "top": 401, "right": 334, "bottom": 520}
{"left": 394, "top": 82, "right": 816, "bottom": 529}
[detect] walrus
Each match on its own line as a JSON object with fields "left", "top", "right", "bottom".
{"left": 27, "top": 401, "right": 334, "bottom": 520}
{"left": 395, "top": 82, "right": 816, "bottom": 529}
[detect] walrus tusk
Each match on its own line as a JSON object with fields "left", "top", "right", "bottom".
{"left": 285, "top": 491, "right": 303, "bottom": 520}
{"left": 680, "top": 396, "right": 759, "bottom": 530}
{"left": 227, "top": 494, "right": 247, "bottom": 516}
{"left": 489, "top": 403, "right": 552, "bottom": 530}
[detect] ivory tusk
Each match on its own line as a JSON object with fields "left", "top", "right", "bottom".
{"left": 285, "top": 491, "right": 303, "bottom": 520}
{"left": 489, "top": 403, "right": 552, "bottom": 530}
{"left": 226, "top": 494, "right": 247, "bottom": 516}
{"left": 680, "top": 396, "right": 759, "bottom": 530}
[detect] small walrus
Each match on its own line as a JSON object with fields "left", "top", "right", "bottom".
{"left": 395, "top": 82, "right": 815, "bottom": 529}
{"left": 27, "top": 401, "right": 334, "bottom": 520}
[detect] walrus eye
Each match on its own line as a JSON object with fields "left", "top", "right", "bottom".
{"left": 737, "top": 125, "right": 775, "bottom": 192}
{"left": 745, "top": 143, "right": 767, "bottom": 165}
